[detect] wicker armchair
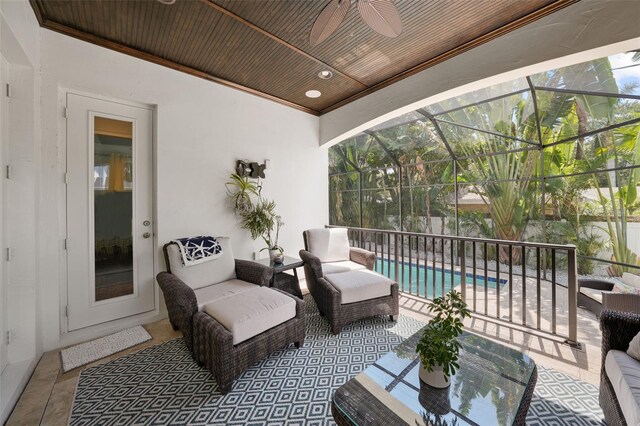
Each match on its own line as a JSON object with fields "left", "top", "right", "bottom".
{"left": 599, "top": 310, "right": 640, "bottom": 425}
{"left": 157, "top": 239, "right": 305, "bottom": 394}
{"left": 301, "top": 228, "right": 398, "bottom": 335}
{"left": 156, "top": 257, "right": 271, "bottom": 354}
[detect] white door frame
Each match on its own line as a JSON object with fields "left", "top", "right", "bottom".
{"left": 59, "top": 90, "right": 160, "bottom": 337}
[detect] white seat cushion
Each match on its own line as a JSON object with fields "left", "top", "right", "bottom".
{"left": 623, "top": 272, "right": 640, "bottom": 289}
{"left": 306, "top": 228, "right": 350, "bottom": 263}
{"left": 322, "top": 260, "right": 367, "bottom": 275}
{"left": 325, "top": 270, "right": 392, "bottom": 304}
{"left": 194, "top": 279, "right": 257, "bottom": 311}
{"left": 579, "top": 286, "right": 606, "bottom": 304}
{"left": 605, "top": 350, "right": 640, "bottom": 425}
{"left": 203, "top": 287, "right": 296, "bottom": 345}
{"left": 166, "top": 237, "right": 236, "bottom": 290}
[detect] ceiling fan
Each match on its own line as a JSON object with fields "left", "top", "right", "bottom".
{"left": 310, "top": 0, "right": 402, "bottom": 46}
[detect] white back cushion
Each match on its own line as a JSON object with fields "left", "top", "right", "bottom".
{"left": 166, "top": 237, "right": 236, "bottom": 289}
{"left": 623, "top": 272, "right": 640, "bottom": 289}
{"left": 307, "top": 228, "right": 350, "bottom": 263}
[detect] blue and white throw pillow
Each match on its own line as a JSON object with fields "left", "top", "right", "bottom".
{"left": 173, "top": 236, "right": 223, "bottom": 267}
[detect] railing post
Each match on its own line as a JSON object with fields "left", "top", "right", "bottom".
{"left": 567, "top": 246, "right": 579, "bottom": 347}
{"left": 394, "top": 233, "right": 399, "bottom": 285}
{"left": 459, "top": 240, "right": 466, "bottom": 302}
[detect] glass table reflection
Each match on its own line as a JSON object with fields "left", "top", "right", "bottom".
{"left": 332, "top": 331, "right": 537, "bottom": 426}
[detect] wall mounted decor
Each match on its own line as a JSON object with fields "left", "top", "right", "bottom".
{"left": 235, "top": 160, "right": 267, "bottom": 179}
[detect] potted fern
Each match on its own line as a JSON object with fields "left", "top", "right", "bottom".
{"left": 416, "top": 290, "right": 470, "bottom": 388}
{"left": 226, "top": 173, "right": 284, "bottom": 262}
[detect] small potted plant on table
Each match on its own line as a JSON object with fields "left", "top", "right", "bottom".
{"left": 416, "top": 290, "right": 470, "bottom": 388}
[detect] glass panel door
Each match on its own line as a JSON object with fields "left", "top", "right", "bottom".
{"left": 93, "top": 117, "right": 134, "bottom": 302}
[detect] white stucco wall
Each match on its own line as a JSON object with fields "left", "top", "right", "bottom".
{"left": 0, "top": 0, "right": 41, "bottom": 422}
{"left": 38, "top": 30, "right": 326, "bottom": 350}
{"left": 320, "top": 0, "right": 640, "bottom": 146}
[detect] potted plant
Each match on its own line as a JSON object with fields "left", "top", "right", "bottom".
{"left": 226, "top": 173, "right": 285, "bottom": 262}
{"left": 416, "top": 290, "right": 470, "bottom": 388}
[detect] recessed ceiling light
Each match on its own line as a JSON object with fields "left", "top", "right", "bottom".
{"left": 156, "top": 0, "right": 176, "bottom": 4}
{"left": 305, "top": 90, "right": 322, "bottom": 98}
{"left": 318, "top": 70, "right": 333, "bottom": 79}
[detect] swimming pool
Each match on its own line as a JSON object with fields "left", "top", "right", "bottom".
{"left": 375, "top": 259, "right": 507, "bottom": 299}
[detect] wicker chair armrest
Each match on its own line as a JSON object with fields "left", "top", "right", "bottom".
{"left": 603, "top": 292, "right": 640, "bottom": 314}
{"left": 156, "top": 271, "right": 198, "bottom": 350}
{"left": 600, "top": 309, "right": 640, "bottom": 369}
{"left": 156, "top": 272, "right": 197, "bottom": 317}
{"left": 318, "top": 276, "right": 341, "bottom": 299}
{"left": 350, "top": 247, "right": 376, "bottom": 270}
{"left": 299, "top": 250, "right": 324, "bottom": 279}
{"left": 235, "top": 259, "right": 272, "bottom": 286}
{"left": 579, "top": 279, "right": 615, "bottom": 291}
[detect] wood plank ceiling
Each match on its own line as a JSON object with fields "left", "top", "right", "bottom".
{"left": 30, "top": 0, "right": 576, "bottom": 115}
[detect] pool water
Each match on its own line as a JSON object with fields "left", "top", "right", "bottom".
{"left": 375, "top": 259, "right": 506, "bottom": 299}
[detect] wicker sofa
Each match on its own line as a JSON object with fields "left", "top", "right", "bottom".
{"left": 300, "top": 228, "right": 398, "bottom": 335}
{"left": 156, "top": 237, "right": 305, "bottom": 393}
{"left": 600, "top": 309, "right": 640, "bottom": 425}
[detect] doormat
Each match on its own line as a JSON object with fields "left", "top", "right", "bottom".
{"left": 61, "top": 325, "right": 151, "bottom": 372}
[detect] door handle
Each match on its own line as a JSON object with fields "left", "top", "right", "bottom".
{"left": 143, "top": 232, "right": 151, "bottom": 239}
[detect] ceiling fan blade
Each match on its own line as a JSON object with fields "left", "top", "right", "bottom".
{"left": 310, "top": 0, "right": 350, "bottom": 46}
{"left": 357, "top": 0, "right": 402, "bottom": 38}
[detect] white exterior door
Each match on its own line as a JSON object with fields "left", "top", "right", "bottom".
{"left": 66, "top": 93, "right": 154, "bottom": 331}
{"left": 0, "top": 55, "right": 8, "bottom": 373}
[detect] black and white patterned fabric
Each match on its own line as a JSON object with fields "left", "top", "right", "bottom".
{"left": 173, "top": 236, "right": 222, "bottom": 267}
{"left": 70, "top": 297, "right": 605, "bottom": 425}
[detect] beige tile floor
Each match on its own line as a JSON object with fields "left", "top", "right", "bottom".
{"left": 6, "top": 281, "right": 602, "bottom": 425}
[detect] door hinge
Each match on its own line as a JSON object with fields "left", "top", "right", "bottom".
{"left": 5, "top": 165, "right": 12, "bottom": 180}
{"left": 64, "top": 172, "right": 69, "bottom": 184}
{"left": 5, "top": 247, "right": 11, "bottom": 262}
{"left": 64, "top": 306, "right": 68, "bottom": 317}
{"left": 63, "top": 106, "right": 67, "bottom": 119}
{"left": 63, "top": 238, "right": 68, "bottom": 250}
{"left": 5, "top": 330, "right": 13, "bottom": 345}
{"left": 5, "top": 83, "right": 11, "bottom": 98}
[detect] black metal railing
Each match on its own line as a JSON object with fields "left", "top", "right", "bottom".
{"left": 328, "top": 225, "right": 579, "bottom": 346}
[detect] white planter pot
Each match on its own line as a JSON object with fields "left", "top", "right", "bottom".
{"left": 269, "top": 249, "right": 284, "bottom": 263}
{"left": 419, "top": 363, "right": 450, "bottom": 388}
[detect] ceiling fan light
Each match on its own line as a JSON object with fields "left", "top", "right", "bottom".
{"left": 357, "top": 0, "right": 402, "bottom": 38}
{"left": 310, "top": 0, "right": 351, "bottom": 46}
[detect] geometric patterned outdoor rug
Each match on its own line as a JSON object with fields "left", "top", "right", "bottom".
{"left": 70, "top": 296, "right": 605, "bottom": 425}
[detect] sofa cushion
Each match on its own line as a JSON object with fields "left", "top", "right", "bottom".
{"left": 623, "top": 272, "right": 640, "bottom": 289}
{"left": 203, "top": 287, "right": 296, "bottom": 345}
{"left": 166, "top": 237, "right": 236, "bottom": 290}
{"left": 306, "top": 228, "right": 350, "bottom": 263}
{"left": 325, "top": 269, "right": 392, "bottom": 304}
{"left": 579, "top": 286, "right": 606, "bottom": 304}
{"left": 194, "top": 279, "right": 256, "bottom": 311}
{"left": 605, "top": 350, "right": 640, "bottom": 426}
{"left": 322, "top": 260, "right": 367, "bottom": 275}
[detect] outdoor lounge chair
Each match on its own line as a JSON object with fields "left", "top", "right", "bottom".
{"left": 157, "top": 237, "right": 305, "bottom": 393}
{"left": 579, "top": 275, "right": 640, "bottom": 318}
{"left": 300, "top": 228, "right": 398, "bottom": 334}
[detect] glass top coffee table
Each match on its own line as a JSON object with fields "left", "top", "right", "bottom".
{"left": 332, "top": 331, "right": 537, "bottom": 426}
